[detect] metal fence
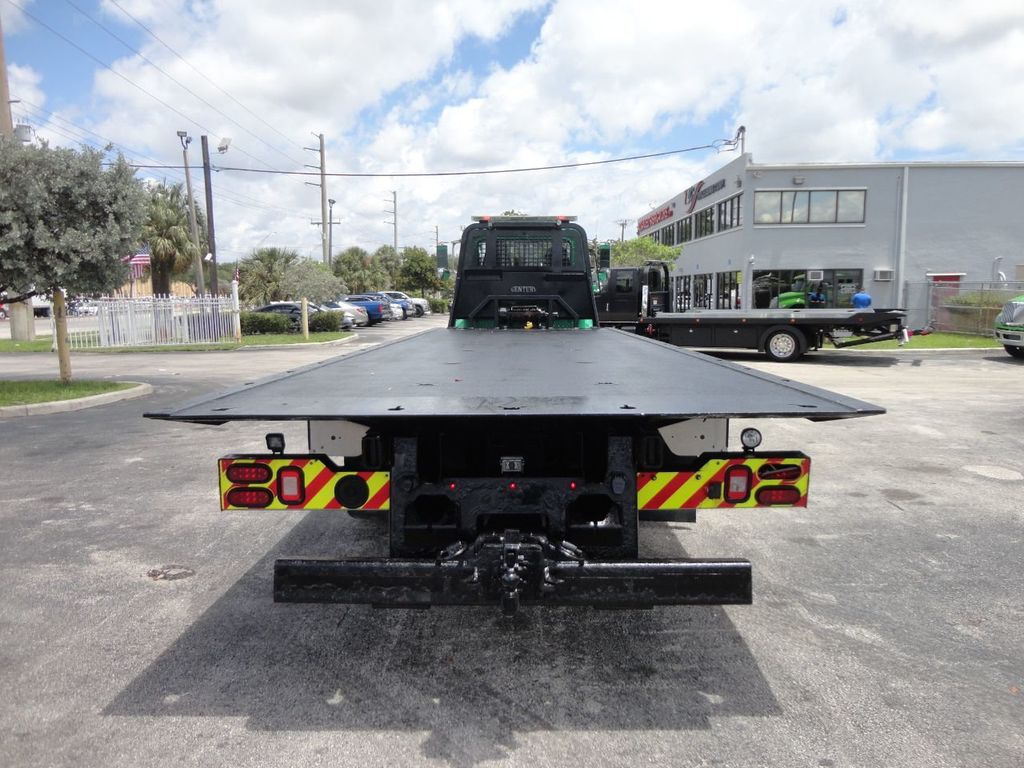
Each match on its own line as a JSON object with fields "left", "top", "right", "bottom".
{"left": 58, "top": 295, "right": 238, "bottom": 349}
{"left": 903, "top": 281, "right": 1024, "bottom": 336}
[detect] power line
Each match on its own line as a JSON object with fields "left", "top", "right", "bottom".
{"left": 62, "top": 0, "right": 297, "bottom": 171}
{"left": 107, "top": 0, "right": 301, "bottom": 153}
{"left": 121, "top": 140, "right": 731, "bottom": 178}
{"left": 6, "top": 0, "right": 275, "bottom": 171}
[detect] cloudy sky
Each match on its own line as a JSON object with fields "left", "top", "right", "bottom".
{"left": 3, "top": 0, "right": 1023, "bottom": 263}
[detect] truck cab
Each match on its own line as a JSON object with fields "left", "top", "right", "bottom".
{"left": 593, "top": 260, "right": 670, "bottom": 325}
{"left": 995, "top": 294, "right": 1024, "bottom": 358}
{"left": 450, "top": 216, "right": 598, "bottom": 330}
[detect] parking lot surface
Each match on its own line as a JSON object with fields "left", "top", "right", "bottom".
{"left": 1, "top": 324, "right": 1021, "bottom": 767}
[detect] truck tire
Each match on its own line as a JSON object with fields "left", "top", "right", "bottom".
{"left": 414, "top": 305, "right": 424, "bottom": 317}
{"left": 763, "top": 328, "right": 804, "bottom": 362}
{"left": 1005, "top": 344, "right": 1024, "bottom": 359}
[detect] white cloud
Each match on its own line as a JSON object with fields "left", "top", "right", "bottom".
{"left": 12, "top": 0, "right": 1023, "bottom": 259}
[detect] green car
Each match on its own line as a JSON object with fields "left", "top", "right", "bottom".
{"left": 994, "top": 294, "right": 1024, "bottom": 359}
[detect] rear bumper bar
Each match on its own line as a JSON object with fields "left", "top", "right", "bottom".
{"left": 274, "top": 556, "right": 752, "bottom": 609}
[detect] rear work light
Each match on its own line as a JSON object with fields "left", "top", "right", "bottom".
{"left": 755, "top": 486, "right": 802, "bottom": 505}
{"left": 277, "top": 466, "right": 306, "bottom": 504}
{"left": 226, "top": 487, "right": 274, "bottom": 508}
{"left": 226, "top": 463, "right": 273, "bottom": 484}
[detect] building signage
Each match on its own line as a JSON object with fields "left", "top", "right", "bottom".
{"left": 638, "top": 205, "right": 674, "bottom": 232}
{"left": 685, "top": 178, "right": 726, "bottom": 213}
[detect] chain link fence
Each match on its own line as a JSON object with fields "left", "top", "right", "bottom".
{"left": 903, "top": 281, "right": 1024, "bottom": 336}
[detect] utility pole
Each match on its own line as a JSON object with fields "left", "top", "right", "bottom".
{"left": 435, "top": 225, "right": 440, "bottom": 251}
{"left": 384, "top": 191, "right": 398, "bottom": 258}
{"left": 200, "top": 135, "right": 219, "bottom": 295}
{"left": 614, "top": 219, "right": 633, "bottom": 242}
{"left": 177, "top": 131, "right": 205, "bottom": 295}
{"left": 304, "top": 132, "right": 329, "bottom": 264}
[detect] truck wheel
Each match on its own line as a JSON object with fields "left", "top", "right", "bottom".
{"left": 1005, "top": 345, "right": 1024, "bottom": 359}
{"left": 764, "top": 329, "right": 803, "bottom": 362}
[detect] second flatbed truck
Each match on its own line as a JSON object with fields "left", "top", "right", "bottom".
{"left": 595, "top": 261, "right": 910, "bottom": 361}
{"left": 146, "top": 216, "right": 884, "bottom": 615}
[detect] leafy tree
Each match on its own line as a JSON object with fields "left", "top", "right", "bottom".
{"left": 238, "top": 247, "right": 298, "bottom": 306}
{"left": 374, "top": 245, "right": 401, "bottom": 289}
{"left": 332, "top": 246, "right": 387, "bottom": 294}
{"left": 0, "top": 138, "right": 145, "bottom": 378}
{"left": 398, "top": 247, "right": 443, "bottom": 297}
{"left": 610, "top": 236, "right": 680, "bottom": 267}
{"left": 502, "top": 209, "right": 527, "bottom": 216}
{"left": 280, "top": 259, "right": 347, "bottom": 303}
{"left": 143, "top": 183, "right": 204, "bottom": 295}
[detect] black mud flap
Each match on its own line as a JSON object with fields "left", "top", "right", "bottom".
{"left": 274, "top": 532, "right": 751, "bottom": 614}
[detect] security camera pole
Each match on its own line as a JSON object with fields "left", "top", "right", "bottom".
{"left": 177, "top": 130, "right": 205, "bottom": 295}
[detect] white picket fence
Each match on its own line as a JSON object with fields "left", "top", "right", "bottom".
{"left": 58, "top": 295, "right": 239, "bottom": 349}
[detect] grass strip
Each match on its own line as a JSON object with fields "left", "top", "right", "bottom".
{"left": 0, "top": 380, "right": 134, "bottom": 406}
{"left": 0, "top": 332, "right": 351, "bottom": 353}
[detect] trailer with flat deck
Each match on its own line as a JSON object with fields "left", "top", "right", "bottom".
{"left": 595, "top": 261, "right": 910, "bottom": 361}
{"left": 146, "top": 216, "right": 884, "bottom": 615}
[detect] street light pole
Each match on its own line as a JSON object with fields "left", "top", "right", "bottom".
{"left": 177, "top": 130, "right": 205, "bottom": 295}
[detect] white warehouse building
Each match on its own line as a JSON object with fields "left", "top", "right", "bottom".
{"left": 636, "top": 154, "right": 1024, "bottom": 322}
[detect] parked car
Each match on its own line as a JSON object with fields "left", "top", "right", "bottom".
{"left": 343, "top": 295, "right": 388, "bottom": 325}
{"left": 254, "top": 301, "right": 330, "bottom": 329}
{"left": 322, "top": 299, "right": 369, "bottom": 327}
{"left": 382, "top": 290, "right": 428, "bottom": 317}
{"left": 0, "top": 301, "right": 7, "bottom": 321}
{"left": 995, "top": 294, "right": 1024, "bottom": 359}
{"left": 368, "top": 292, "right": 409, "bottom": 320}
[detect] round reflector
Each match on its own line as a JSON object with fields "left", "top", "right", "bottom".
{"left": 334, "top": 475, "right": 370, "bottom": 509}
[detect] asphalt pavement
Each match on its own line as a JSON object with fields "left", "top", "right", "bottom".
{"left": 1, "top": 319, "right": 1022, "bottom": 767}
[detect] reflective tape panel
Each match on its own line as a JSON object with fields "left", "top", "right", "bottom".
{"left": 218, "top": 456, "right": 389, "bottom": 511}
{"left": 637, "top": 456, "right": 809, "bottom": 510}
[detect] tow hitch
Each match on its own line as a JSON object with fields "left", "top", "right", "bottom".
{"left": 274, "top": 530, "right": 751, "bottom": 614}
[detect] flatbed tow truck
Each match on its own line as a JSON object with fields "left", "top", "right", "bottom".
{"left": 595, "top": 261, "right": 911, "bottom": 361}
{"left": 146, "top": 216, "right": 884, "bottom": 615}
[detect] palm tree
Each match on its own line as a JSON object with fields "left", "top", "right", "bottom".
{"left": 143, "top": 184, "right": 201, "bottom": 295}
{"left": 238, "top": 247, "right": 299, "bottom": 306}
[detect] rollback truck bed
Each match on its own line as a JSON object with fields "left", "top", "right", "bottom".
{"left": 595, "top": 261, "right": 911, "bottom": 361}
{"left": 146, "top": 216, "right": 884, "bottom": 615}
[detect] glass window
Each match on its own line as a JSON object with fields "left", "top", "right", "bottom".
{"left": 695, "top": 207, "right": 715, "bottom": 237}
{"left": 493, "top": 236, "right": 575, "bottom": 268}
{"left": 754, "top": 191, "right": 781, "bottom": 224}
{"left": 615, "top": 272, "right": 633, "bottom": 292}
{"left": 780, "top": 191, "right": 809, "bottom": 223}
{"left": 809, "top": 191, "right": 838, "bottom": 223}
{"left": 837, "top": 190, "right": 866, "bottom": 223}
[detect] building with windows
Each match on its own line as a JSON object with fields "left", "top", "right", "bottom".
{"left": 637, "top": 154, "right": 1024, "bottom": 316}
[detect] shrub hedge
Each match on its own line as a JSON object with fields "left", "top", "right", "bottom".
{"left": 428, "top": 298, "right": 448, "bottom": 314}
{"left": 240, "top": 311, "right": 290, "bottom": 335}
{"left": 309, "top": 310, "right": 343, "bottom": 333}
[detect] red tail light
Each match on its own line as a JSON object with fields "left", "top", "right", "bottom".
{"left": 226, "top": 488, "right": 273, "bottom": 508}
{"left": 755, "top": 486, "right": 802, "bottom": 505}
{"left": 757, "top": 464, "right": 803, "bottom": 482}
{"left": 226, "top": 463, "right": 272, "bottom": 484}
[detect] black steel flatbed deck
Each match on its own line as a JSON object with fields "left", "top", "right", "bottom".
{"left": 145, "top": 328, "right": 882, "bottom": 425}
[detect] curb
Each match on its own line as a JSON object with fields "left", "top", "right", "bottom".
{"left": 0, "top": 382, "right": 153, "bottom": 419}
{"left": 233, "top": 333, "right": 358, "bottom": 351}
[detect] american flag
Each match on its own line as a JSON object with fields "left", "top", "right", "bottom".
{"left": 123, "top": 245, "right": 151, "bottom": 279}
{"left": 233, "top": 264, "right": 240, "bottom": 282}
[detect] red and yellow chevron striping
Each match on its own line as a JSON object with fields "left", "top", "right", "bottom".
{"left": 637, "top": 456, "right": 809, "bottom": 510}
{"left": 218, "top": 456, "right": 389, "bottom": 511}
